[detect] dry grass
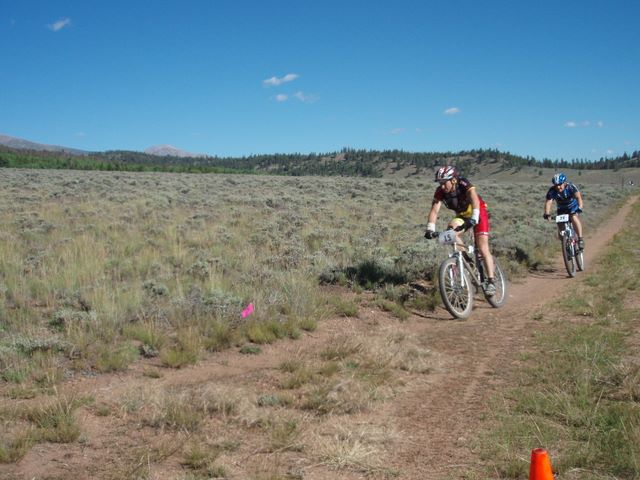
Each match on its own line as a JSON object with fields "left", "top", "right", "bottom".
{"left": 311, "top": 421, "right": 399, "bottom": 476}
{"left": 0, "top": 169, "right": 627, "bottom": 389}
{"left": 0, "top": 168, "right": 633, "bottom": 477}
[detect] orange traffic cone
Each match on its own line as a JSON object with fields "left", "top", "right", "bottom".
{"left": 529, "top": 448, "right": 554, "bottom": 480}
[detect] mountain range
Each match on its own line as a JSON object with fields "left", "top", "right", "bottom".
{"left": 143, "top": 144, "right": 206, "bottom": 158}
{"left": 0, "top": 134, "right": 205, "bottom": 158}
{"left": 0, "top": 134, "right": 89, "bottom": 155}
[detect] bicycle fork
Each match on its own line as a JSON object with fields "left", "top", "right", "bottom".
{"left": 457, "top": 254, "right": 467, "bottom": 289}
{"left": 451, "top": 252, "right": 476, "bottom": 290}
{"left": 561, "top": 225, "right": 575, "bottom": 258}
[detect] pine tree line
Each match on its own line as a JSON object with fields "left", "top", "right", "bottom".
{"left": 0, "top": 146, "right": 638, "bottom": 177}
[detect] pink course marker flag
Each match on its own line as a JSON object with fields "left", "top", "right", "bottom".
{"left": 241, "top": 303, "right": 254, "bottom": 318}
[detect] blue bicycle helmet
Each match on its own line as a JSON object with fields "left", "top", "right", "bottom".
{"left": 552, "top": 173, "right": 566, "bottom": 185}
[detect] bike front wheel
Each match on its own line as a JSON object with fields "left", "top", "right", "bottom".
{"left": 438, "top": 257, "right": 474, "bottom": 319}
{"left": 561, "top": 236, "right": 577, "bottom": 277}
{"left": 486, "top": 259, "right": 507, "bottom": 308}
{"left": 576, "top": 248, "right": 585, "bottom": 271}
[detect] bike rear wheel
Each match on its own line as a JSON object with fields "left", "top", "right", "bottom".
{"left": 486, "top": 259, "right": 507, "bottom": 308}
{"left": 561, "top": 236, "right": 577, "bottom": 277}
{"left": 438, "top": 257, "right": 473, "bottom": 319}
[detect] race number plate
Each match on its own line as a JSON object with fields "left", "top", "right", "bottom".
{"left": 438, "top": 230, "right": 457, "bottom": 245}
{"left": 555, "top": 214, "right": 569, "bottom": 223}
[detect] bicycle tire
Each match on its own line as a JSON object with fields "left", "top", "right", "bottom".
{"left": 561, "top": 236, "right": 577, "bottom": 277}
{"left": 576, "top": 249, "right": 585, "bottom": 271}
{"left": 486, "top": 259, "right": 507, "bottom": 308}
{"left": 438, "top": 257, "right": 474, "bottom": 319}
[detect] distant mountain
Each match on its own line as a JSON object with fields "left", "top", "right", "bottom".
{"left": 144, "top": 144, "right": 206, "bottom": 158}
{"left": 0, "top": 134, "right": 89, "bottom": 155}
{"left": 0, "top": 134, "right": 207, "bottom": 159}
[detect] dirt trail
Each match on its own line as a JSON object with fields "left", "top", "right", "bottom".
{"left": 389, "top": 196, "right": 637, "bottom": 479}
{"left": 1, "top": 197, "right": 636, "bottom": 480}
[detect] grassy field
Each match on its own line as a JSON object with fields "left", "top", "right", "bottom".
{"left": 475, "top": 201, "right": 640, "bottom": 479}
{"left": 0, "top": 168, "right": 634, "bottom": 475}
{"left": 0, "top": 168, "right": 630, "bottom": 381}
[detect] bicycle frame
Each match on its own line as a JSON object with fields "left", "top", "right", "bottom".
{"left": 438, "top": 230, "right": 483, "bottom": 290}
{"left": 433, "top": 228, "right": 507, "bottom": 319}
{"left": 556, "top": 213, "right": 575, "bottom": 241}
{"left": 555, "top": 213, "right": 584, "bottom": 276}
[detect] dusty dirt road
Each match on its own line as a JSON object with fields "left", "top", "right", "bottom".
{"left": 1, "top": 197, "right": 635, "bottom": 480}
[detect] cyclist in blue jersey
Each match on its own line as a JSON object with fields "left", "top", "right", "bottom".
{"left": 543, "top": 173, "right": 585, "bottom": 250}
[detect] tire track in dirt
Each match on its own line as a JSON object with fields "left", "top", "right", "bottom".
{"left": 389, "top": 196, "right": 637, "bottom": 479}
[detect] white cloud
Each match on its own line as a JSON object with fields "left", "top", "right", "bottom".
{"left": 293, "top": 91, "right": 318, "bottom": 103}
{"left": 74, "top": 132, "right": 86, "bottom": 138}
{"left": 444, "top": 107, "right": 460, "bottom": 115}
{"left": 263, "top": 73, "right": 299, "bottom": 87}
{"left": 390, "top": 128, "right": 404, "bottom": 135}
{"left": 48, "top": 18, "right": 71, "bottom": 32}
{"left": 275, "top": 94, "right": 288, "bottom": 102}
{"left": 565, "top": 120, "right": 605, "bottom": 128}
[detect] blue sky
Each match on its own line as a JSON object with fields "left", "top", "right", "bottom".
{"left": 1, "top": 0, "right": 638, "bottom": 160}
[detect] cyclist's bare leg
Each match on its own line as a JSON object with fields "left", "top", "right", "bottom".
{"left": 571, "top": 213, "right": 585, "bottom": 250}
{"left": 571, "top": 214, "right": 583, "bottom": 238}
{"left": 448, "top": 219, "right": 466, "bottom": 248}
{"left": 475, "top": 234, "right": 495, "bottom": 279}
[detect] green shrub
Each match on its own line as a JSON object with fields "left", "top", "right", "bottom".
{"left": 203, "top": 320, "right": 237, "bottom": 352}
{"left": 375, "top": 298, "right": 410, "bottom": 321}
{"left": 0, "top": 429, "right": 36, "bottom": 463}
{"left": 95, "top": 344, "right": 138, "bottom": 373}
{"left": 244, "top": 322, "right": 278, "bottom": 344}
{"left": 239, "top": 344, "right": 261, "bottom": 355}
{"left": 161, "top": 347, "right": 198, "bottom": 368}
{"left": 330, "top": 298, "right": 359, "bottom": 317}
{"left": 123, "top": 322, "right": 166, "bottom": 351}
{"left": 24, "top": 394, "right": 89, "bottom": 443}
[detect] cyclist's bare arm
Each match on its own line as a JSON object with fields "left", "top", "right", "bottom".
{"left": 467, "top": 186, "right": 481, "bottom": 210}
{"left": 427, "top": 199, "right": 442, "bottom": 225}
{"left": 543, "top": 198, "right": 553, "bottom": 216}
{"left": 575, "top": 190, "right": 584, "bottom": 210}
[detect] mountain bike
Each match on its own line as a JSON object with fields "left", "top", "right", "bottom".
{"left": 429, "top": 227, "right": 507, "bottom": 319}
{"left": 555, "top": 213, "right": 584, "bottom": 277}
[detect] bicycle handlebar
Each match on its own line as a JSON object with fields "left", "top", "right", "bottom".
{"left": 426, "top": 225, "right": 471, "bottom": 242}
{"left": 428, "top": 225, "right": 467, "bottom": 238}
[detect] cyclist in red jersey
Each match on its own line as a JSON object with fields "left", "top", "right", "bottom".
{"left": 424, "top": 166, "right": 496, "bottom": 296}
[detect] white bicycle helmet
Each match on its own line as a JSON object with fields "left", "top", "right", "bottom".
{"left": 435, "top": 165, "right": 457, "bottom": 183}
